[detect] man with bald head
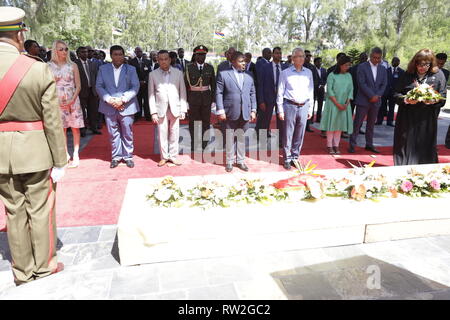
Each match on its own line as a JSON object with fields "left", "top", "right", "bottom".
{"left": 130, "top": 46, "right": 152, "bottom": 121}
{"left": 217, "top": 47, "right": 236, "bottom": 73}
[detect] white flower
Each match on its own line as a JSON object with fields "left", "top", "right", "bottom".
{"left": 154, "top": 188, "right": 172, "bottom": 202}
{"left": 215, "top": 187, "right": 229, "bottom": 199}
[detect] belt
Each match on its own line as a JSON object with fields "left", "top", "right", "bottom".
{"left": 190, "top": 86, "right": 210, "bottom": 92}
{"left": 284, "top": 99, "right": 305, "bottom": 107}
{"left": 0, "top": 121, "right": 44, "bottom": 132}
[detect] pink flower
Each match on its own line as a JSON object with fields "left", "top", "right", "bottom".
{"left": 400, "top": 180, "right": 413, "bottom": 193}
{"left": 430, "top": 180, "right": 441, "bottom": 190}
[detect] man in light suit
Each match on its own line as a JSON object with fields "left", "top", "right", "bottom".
{"left": 149, "top": 50, "right": 188, "bottom": 167}
{"left": 96, "top": 45, "right": 140, "bottom": 168}
{"left": 348, "top": 47, "right": 387, "bottom": 154}
{"left": 75, "top": 46, "right": 100, "bottom": 134}
{"left": 256, "top": 47, "right": 288, "bottom": 143}
{"left": 217, "top": 47, "right": 236, "bottom": 73}
{"left": 216, "top": 51, "right": 257, "bottom": 172}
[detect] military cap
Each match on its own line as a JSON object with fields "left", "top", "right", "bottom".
{"left": 0, "top": 7, "right": 27, "bottom": 32}
{"left": 193, "top": 45, "right": 208, "bottom": 54}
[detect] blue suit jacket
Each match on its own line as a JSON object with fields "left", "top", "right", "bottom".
{"left": 385, "top": 66, "right": 405, "bottom": 96}
{"left": 216, "top": 69, "right": 257, "bottom": 121}
{"left": 354, "top": 61, "right": 388, "bottom": 107}
{"left": 257, "top": 62, "right": 289, "bottom": 106}
{"left": 96, "top": 63, "right": 140, "bottom": 117}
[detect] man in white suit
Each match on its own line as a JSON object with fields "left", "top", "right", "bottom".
{"left": 149, "top": 50, "right": 188, "bottom": 167}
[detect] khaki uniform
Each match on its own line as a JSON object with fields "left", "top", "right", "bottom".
{"left": 0, "top": 44, "right": 67, "bottom": 284}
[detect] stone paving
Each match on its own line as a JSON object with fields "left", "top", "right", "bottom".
{"left": 1, "top": 226, "right": 450, "bottom": 300}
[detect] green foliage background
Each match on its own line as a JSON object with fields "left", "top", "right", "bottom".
{"left": 2, "top": 0, "right": 449, "bottom": 69}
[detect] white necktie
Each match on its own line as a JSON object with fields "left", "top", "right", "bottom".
{"left": 83, "top": 61, "right": 90, "bottom": 87}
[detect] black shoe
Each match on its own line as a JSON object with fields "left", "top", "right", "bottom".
{"left": 283, "top": 162, "right": 291, "bottom": 170}
{"left": 237, "top": 163, "right": 249, "bottom": 172}
{"left": 225, "top": 164, "right": 233, "bottom": 172}
{"left": 348, "top": 145, "right": 355, "bottom": 153}
{"left": 365, "top": 146, "right": 380, "bottom": 153}
{"left": 359, "top": 129, "right": 365, "bottom": 135}
{"left": 145, "top": 117, "right": 152, "bottom": 122}
{"left": 387, "top": 123, "right": 395, "bottom": 127}
{"left": 125, "top": 160, "right": 135, "bottom": 168}
{"left": 80, "top": 128, "right": 87, "bottom": 137}
{"left": 91, "top": 129, "right": 102, "bottom": 135}
{"left": 341, "top": 133, "right": 349, "bottom": 138}
{"left": 110, "top": 160, "right": 120, "bottom": 169}
{"left": 306, "top": 127, "right": 314, "bottom": 132}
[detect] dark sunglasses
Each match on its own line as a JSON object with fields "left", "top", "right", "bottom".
{"left": 58, "top": 47, "right": 69, "bottom": 52}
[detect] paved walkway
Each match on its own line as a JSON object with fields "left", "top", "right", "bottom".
{"left": 1, "top": 226, "right": 450, "bottom": 300}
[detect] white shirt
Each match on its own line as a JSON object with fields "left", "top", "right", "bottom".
{"left": 113, "top": 63, "right": 124, "bottom": 87}
{"left": 369, "top": 61, "right": 378, "bottom": 82}
{"left": 81, "top": 59, "right": 91, "bottom": 87}
{"left": 272, "top": 62, "right": 282, "bottom": 86}
{"left": 232, "top": 66, "right": 244, "bottom": 89}
{"left": 316, "top": 67, "right": 321, "bottom": 79}
{"left": 196, "top": 63, "right": 204, "bottom": 71}
{"left": 277, "top": 65, "right": 314, "bottom": 114}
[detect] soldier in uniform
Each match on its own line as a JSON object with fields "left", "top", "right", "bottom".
{"left": 185, "top": 45, "right": 216, "bottom": 150}
{"left": 0, "top": 7, "right": 67, "bottom": 285}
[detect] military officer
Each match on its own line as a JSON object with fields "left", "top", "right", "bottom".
{"left": 185, "top": 45, "right": 216, "bottom": 151}
{"left": 0, "top": 7, "right": 67, "bottom": 285}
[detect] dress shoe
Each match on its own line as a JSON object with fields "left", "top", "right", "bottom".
{"left": 91, "top": 129, "right": 102, "bottom": 135}
{"left": 169, "top": 159, "right": 182, "bottom": 166}
{"left": 283, "top": 162, "right": 292, "bottom": 170}
{"left": 236, "top": 163, "right": 249, "bottom": 172}
{"left": 333, "top": 146, "right": 341, "bottom": 154}
{"left": 327, "top": 147, "right": 335, "bottom": 154}
{"left": 387, "top": 123, "right": 395, "bottom": 127}
{"left": 225, "top": 164, "right": 233, "bottom": 172}
{"left": 158, "top": 159, "right": 168, "bottom": 167}
{"left": 348, "top": 145, "right": 355, "bottom": 153}
{"left": 125, "top": 159, "right": 135, "bottom": 168}
{"left": 110, "top": 160, "right": 120, "bottom": 169}
{"left": 365, "top": 146, "right": 380, "bottom": 154}
{"left": 341, "top": 132, "right": 349, "bottom": 138}
{"left": 306, "top": 126, "right": 314, "bottom": 132}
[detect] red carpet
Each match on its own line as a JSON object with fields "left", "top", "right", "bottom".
{"left": 1, "top": 118, "right": 450, "bottom": 229}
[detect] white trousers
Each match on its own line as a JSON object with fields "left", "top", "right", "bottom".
{"left": 157, "top": 109, "right": 180, "bottom": 161}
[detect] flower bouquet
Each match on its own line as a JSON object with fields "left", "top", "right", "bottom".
{"left": 272, "top": 161, "right": 327, "bottom": 200}
{"left": 186, "top": 181, "right": 231, "bottom": 209}
{"left": 395, "top": 168, "right": 448, "bottom": 198}
{"left": 403, "top": 82, "right": 445, "bottom": 104}
{"left": 146, "top": 176, "right": 185, "bottom": 207}
{"left": 229, "top": 178, "right": 289, "bottom": 205}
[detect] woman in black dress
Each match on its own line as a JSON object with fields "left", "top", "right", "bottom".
{"left": 393, "top": 49, "right": 447, "bottom": 165}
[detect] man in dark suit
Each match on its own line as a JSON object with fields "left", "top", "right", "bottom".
{"left": 176, "top": 48, "right": 189, "bottom": 72}
{"left": 130, "top": 46, "right": 152, "bottom": 121}
{"left": 256, "top": 47, "right": 288, "bottom": 142}
{"left": 244, "top": 52, "right": 256, "bottom": 80}
{"left": 216, "top": 51, "right": 257, "bottom": 172}
{"left": 254, "top": 48, "right": 272, "bottom": 134}
{"left": 150, "top": 51, "right": 159, "bottom": 71}
{"left": 349, "top": 47, "right": 388, "bottom": 154}
{"left": 75, "top": 46, "right": 101, "bottom": 134}
{"left": 313, "top": 57, "right": 327, "bottom": 123}
{"left": 303, "top": 50, "right": 319, "bottom": 132}
{"left": 217, "top": 47, "right": 236, "bottom": 73}
{"left": 376, "top": 57, "right": 404, "bottom": 126}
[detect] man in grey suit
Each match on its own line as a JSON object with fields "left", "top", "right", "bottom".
{"left": 349, "top": 47, "right": 387, "bottom": 154}
{"left": 96, "top": 45, "right": 140, "bottom": 168}
{"left": 216, "top": 51, "right": 257, "bottom": 172}
{"left": 217, "top": 47, "right": 236, "bottom": 73}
